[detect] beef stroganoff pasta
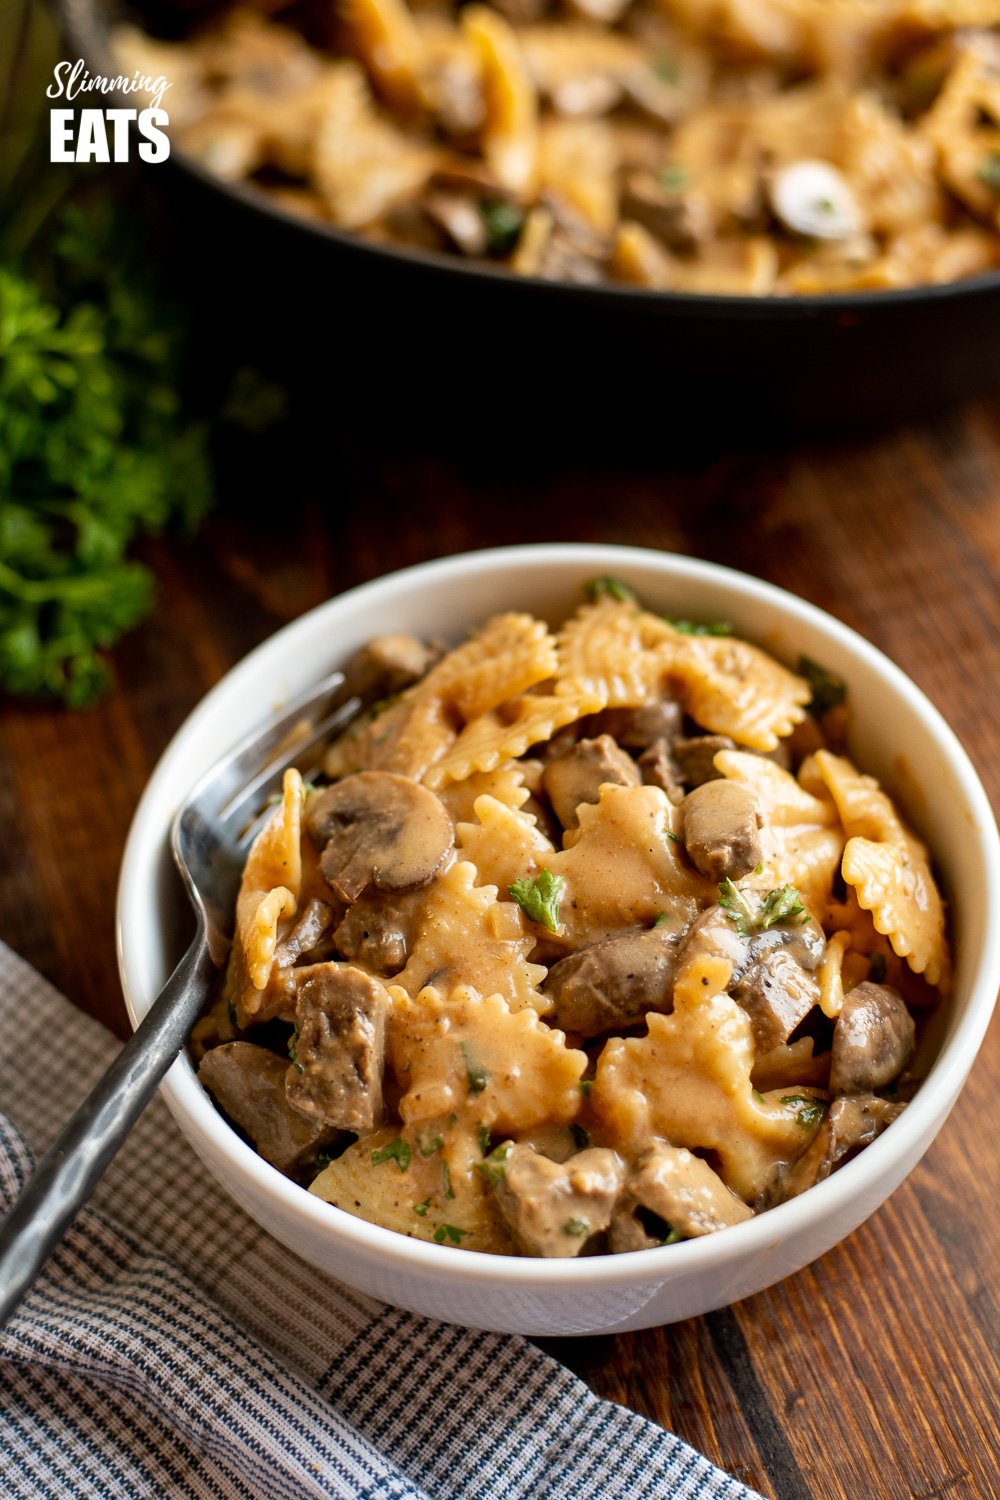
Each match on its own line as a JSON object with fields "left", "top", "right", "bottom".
{"left": 193, "top": 579, "right": 948, "bottom": 1257}
{"left": 117, "top": 0, "right": 1000, "bottom": 293}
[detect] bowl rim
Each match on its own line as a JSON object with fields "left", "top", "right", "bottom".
{"left": 117, "top": 542, "right": 1000, "bottom": 1290}
{"left": 61, "top": 0, "right": 1000, "bottom": 320}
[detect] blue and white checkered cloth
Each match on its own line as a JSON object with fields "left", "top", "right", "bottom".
{"left": 0, "top": 942, "right": 763, "bottom": 1499}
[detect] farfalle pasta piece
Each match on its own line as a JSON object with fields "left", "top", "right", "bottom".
{"left": 423, "top": 690, "right": 602, "bottom": 789}
{"left": 310, "top": 1120, "right": 513, "bottom": 1252}
{"left": 312, "top": 62, "right": 434, "bottom": 229}
{"left": 428, "top": 613, "right": 558, "bottom": 721}
{"left": 811, "top": 750, "right": 950, "bottom": 990}
{"left": 387, "top": 984, "right": 587, "bottom": 1132}
{"left": 457, "top": 793, "right": 556, "bottom": 894}
{"left": 666, "top": 634, "right": 811, "bottom": 751}
{"left": 548, "top": 782, "right": 712, "bottom": 943}
{"left": 325, "top": 614, "right": 559, "bottom": 784}
{"left": 233, "top": 768, "right": 303, "bottom": 1007}
{"left": 555, "top": 597, "right": 676, "bottom": 708}
{"left": 437, "top": 763, "right": 530, "bottom": 824}
{"left": 592, "top": 953, "right": 816, "bottom": 1202}
{"left": 394, "top": 860, "right": 548, "bottom": 1011}
{"left": 715, "top": 749, "right": 844, "bottom": 912}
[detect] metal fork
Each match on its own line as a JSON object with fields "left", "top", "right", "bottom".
{"left": 0, "top": 669, "right": 360, "bottom": 1327}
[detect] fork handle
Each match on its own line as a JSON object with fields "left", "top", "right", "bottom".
{"left": 0, "top": 928, "right": 216, "bottom": 1327}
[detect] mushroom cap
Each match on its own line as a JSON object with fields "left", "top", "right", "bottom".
{"left": 306, "top": 771, "right": 454, "bottom": 903}
{"left": 769, "top": 159, "right": 862, "bottom": 241}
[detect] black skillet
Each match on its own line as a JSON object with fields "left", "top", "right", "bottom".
{"left": 59, "top": 0, "right": 1000, "bottom": 441}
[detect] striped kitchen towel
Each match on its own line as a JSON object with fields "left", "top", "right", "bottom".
{"left": 0, "top": 942, "right": 763, "bottom": 1500}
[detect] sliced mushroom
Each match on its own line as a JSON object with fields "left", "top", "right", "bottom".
{"left": 767, "top": 1094, "right": 906, "bottom": 1205}
{"left": 273, "top": 898, "right": 334, "bottom": 967}
{"left": 341, "top": 634, "right": 438, "bottom": 704}
{"left": 830, "top": 981, "right": 916, "bottom": 1095}
{"left": 306, "top": 771, "right": 453, "bottom": 902}
{"left": 673, "top": 733, "right": 735, "bottom": 787}
{"left": 610, "top": 1143, "right": 752, "bottom": 1251}
{"left": 492, "top": 1144, "right": 624, "bottom": 1256}
{"left": 733, "top": 948, "right": 820, "bottom": 1054}
{"left": 769, "top": 160, "right": 863, "bottom": 242}
{"left": 621, "top": 169, "right": 712, "bottom": 252}
{"left": 542, "top": 734, "right": 640, "bottom": 829}
{"left": 332, "top": 887, "right": 425, "bottom": 975}
{"left": 679, "top": 904, "right": 827, "bottom": 1051}
{"left": 424, "top": 191, "right": 490, "bottom": 255}
{"left": 199, "top": 1042, "right": 339, "bottom": 1174}
{"left": 286, "top": 963, "right": 389, "bottom": 1131}
{"left": 542, "top": 924, "right": 681, "bottom": 1036}
{"left": 679, "top": 780, "right": 763, "bottom": 882}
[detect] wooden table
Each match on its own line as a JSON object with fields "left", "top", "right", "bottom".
{"left": 2, "top": 403, "right": 998, "bottom": 1500}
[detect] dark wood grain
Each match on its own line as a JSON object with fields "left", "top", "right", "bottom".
{"left": 2, "top": 403, "right": 999, "bottom": 1500}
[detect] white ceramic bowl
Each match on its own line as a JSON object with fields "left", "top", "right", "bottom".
{"left": 117, "top": 545, "right": 1000, "bottom": 1336}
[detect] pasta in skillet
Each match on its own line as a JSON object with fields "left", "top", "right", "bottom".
{"left": 193, "top": 578, "right": 948, "bottom": 1257}
{"left": 117, "top": 1, "right": 1000, "bottom": 294}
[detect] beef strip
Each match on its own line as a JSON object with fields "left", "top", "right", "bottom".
{"left": 830, "top": 981, "right": 915, "bottom": 1094}
{"left": 542, "top": 734, "right": 640, "bottom": 829}
{"left": 637, "top": 739, "right": 685, "bottom": 803}
{"left": 679, "top": 780, "right": 763, "bottom": 882}
{"left": 493, "top": 1144, "right": 625, "bottom": 1256}
{"left": 672, "top": 734, "right": 735, "bottom": 787}
{"left": 332, "top": 887, "right": 425, "bottom": 975}
{"left": 542, "top": 925, "right": 682, "bottom": 1035}
{"left": 342, "top": 634, "right": 438, "bottom": 704}
{"left": 199, "top": 1042, "right": 338, "bottom": 1174}
{"left": 286, "top": 963, "right": 389, "bottom": 1131}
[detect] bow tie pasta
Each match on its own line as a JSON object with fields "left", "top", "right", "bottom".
{"left": 194, "top": 577, "right": 949, "bottom": 1258}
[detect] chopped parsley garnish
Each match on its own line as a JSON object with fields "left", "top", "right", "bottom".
{"left": 509, "top": 869, "right": 564, "bottom": 932}
{"left": 718, "top": 879, "right": 807, "bottom": 936}
{"left": 563, "top": 1218, "right": 590, "bottom": 1237}
{"left": 585, "top": 576, "right": 636, "bottom": 604}
{"left": 653, "top": 912, "right": 673, "bottom": 930}
{"left": 433, "top": 1223, "right": 468, "bottom": 1245}
{"left": 758, "top": 885, "right": 806, "bottom": 929}
{"left": 667, "top": 618, "right": 732, "bottom": 637}
{"left": 475, "top": 1141, "right": 513, "bottom": 1189}
{"left": 752, "top": 1089, "right": 766, "bottom": 1104}
{"left": 480, "top": 198, "right": 525, "bottom": 254}
{"left": 441, "top": 1162, "right": 455, "bottom": 1201}
{"left": 461, "top": 1042, "right": 489, "bottom": 1094}
{"left": 579, "top": 1079, "right": 593, "bottom": 1098}
{"left": 288, "top": 1026, "right": 304, "bottom": 1074}
{"left": 653, "top": 57, "right": 681, "bottom": 85}
{"left": 977, "top": 153, "right": 1000, "bottom": 192}
{"left": 665, "top": 831, "right": 681, "bottom": 845}
{"left": 661, "top": 1227, "right": 683, "bottom": 1245}
{"left": 868, "top": 952, "right": 887, "bottom": 984}
{"left": 780, "top": 1095, "right": 828, "bottom": 1131}
{"left": 413, "top": 1200, "right": 430, "bottom": 1217}
{"left": 417, "top": 1129, "right": 443, "bottom": 1158}
{"left": 569, "top": 1122, "right": 590, "bottom": 1151}
{"left": 798, "top": 654, "right": 847, "bottom": 715}
{"left": 371, "top": 1138, "right": 413, "bottom": 1172}
{"left": 477, "top": 1124, "right": 492, "bottom": 1156}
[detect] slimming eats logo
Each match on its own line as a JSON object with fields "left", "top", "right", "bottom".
{"left": 48, "top": 59, "right": 171, "bottom": 163}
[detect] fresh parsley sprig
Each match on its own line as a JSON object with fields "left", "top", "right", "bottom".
{"left": 509, "top": 869, "right": 564, "bottom": 932}
{"left": 718, "top": 879, "right": 806, "bottom": 935}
